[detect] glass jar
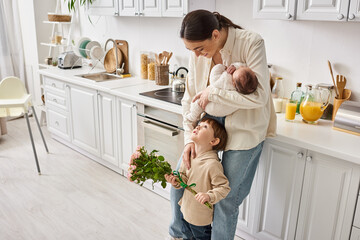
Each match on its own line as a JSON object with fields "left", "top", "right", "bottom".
{"left": 147, "top": 52, "right": 155, "bottom": 80}
{"left": 316, "top": 83, "right": 334, "bottom": 120}
{"left": 140, "top": 52, "right": 148, "bottom": 79}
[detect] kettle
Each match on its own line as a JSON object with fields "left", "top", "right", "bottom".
{"left": 171, "top": 67, "right": 188, "bottom": 93}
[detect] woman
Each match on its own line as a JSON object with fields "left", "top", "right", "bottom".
{"left": 169, "top": 10, "right": 277, "bottom": 240}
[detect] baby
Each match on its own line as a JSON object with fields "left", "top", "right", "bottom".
{"left": 185, "top": 62, "right": 259, "bottom": 122}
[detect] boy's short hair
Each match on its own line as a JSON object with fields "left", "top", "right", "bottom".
{"left": 200, "top": 117, "right": 227, "bottom": 151}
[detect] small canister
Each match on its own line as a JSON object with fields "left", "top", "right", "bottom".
{"left": 147, "top": 52, "right": 155, "bottom": 80}
{"left": 140, "top": 51, "right": 148, "bottom": 79}
{"left": 316, "top": 83, "right": 334, "bottom": 120}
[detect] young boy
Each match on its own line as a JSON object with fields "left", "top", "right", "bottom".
{"left": 184, "top": 62, "right": 259, "bottom": 122}
{"left": 165, "top": 118, "right": 230, "bottom": 239}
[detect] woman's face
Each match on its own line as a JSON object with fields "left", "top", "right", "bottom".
{"left": 182, "top": 30, "right": 220, "bottom": 58}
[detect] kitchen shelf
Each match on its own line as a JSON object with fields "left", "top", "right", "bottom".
{"left": 43, "top": 21, "right": 71, "bottom": 24}
{"left": 39, "top": 63, "right": 58, "bottom": 69}
{"left": 40, "top": 42, "right": 68, "bottom": 47}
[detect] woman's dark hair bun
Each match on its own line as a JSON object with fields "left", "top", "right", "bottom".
{"left": 180, "top": 10, "right": 242, "bottom": 41}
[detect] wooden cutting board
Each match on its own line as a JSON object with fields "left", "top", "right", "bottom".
{"left": 103, "top": 40, "right": 129, "bottom": 74}
{"left": 115, "top": 40, "right": 129, "bottom": 74}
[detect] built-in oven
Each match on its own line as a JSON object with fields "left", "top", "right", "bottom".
{"left": 136, "top": 103, "right": 184, "bottom": 199}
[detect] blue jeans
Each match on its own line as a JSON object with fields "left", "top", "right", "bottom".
{"left": 182, "top": 218, "right": 212, "bottom": 240}
{"left": 169, "top": 116, "right": 264, "bottom": 240}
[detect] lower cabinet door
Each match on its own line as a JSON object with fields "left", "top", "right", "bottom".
{"left": 295, "top": 151, "right": 360, "bottom": 240}
{"left": 117, "top": 97, "right": 137, "bottom": 172}
{"left": 252, "top": 139, "right": 306, "bottom": 240}
{"left": 98, "top": 92, "right": 118, "bottom": 166}
{"left": 68, "top": 84, "right": 100, "bottom": 157}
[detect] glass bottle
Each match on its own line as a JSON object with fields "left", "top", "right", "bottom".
{"left": 316, "top": 83, "right": 334, "bottom": 120}
{"left": 290, "top": 82, "right": 304, "bottom": 114}
{"left": 272, "top": 77, "right": 284, "bottom": 113}
{"left": 147, "top": 52, "right": 155, "bottom": 80}
{"left": 271, "top": 77, "right": 284, "bottom": 99}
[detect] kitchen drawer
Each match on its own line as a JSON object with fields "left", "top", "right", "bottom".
{"left": 47, "top": 108, "right": 70, "bottom": 140}
{"left": 45, "top": 92, "right": 67, "bottom": 110}
{"left": 44, "top": 77, "right": 66, "bottom": 94}
{"left": 354, "top": 197, "right": 360, "bottom": 228}
{"left": 350, "top": 226, "right": 360, "bottom": 240}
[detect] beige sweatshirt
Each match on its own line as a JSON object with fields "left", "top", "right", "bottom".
{"left": 177, "top": 150, "right": 231, "bottom": 226}
{"left": 182, "top": 27, "right": 277, "bottom": 150}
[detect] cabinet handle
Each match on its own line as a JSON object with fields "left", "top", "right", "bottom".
{"left": 53, "top": 99, "right": 57, "bottom": 103}
{"left": 139, "top": 12, "right": 143, "bottom": 16}
{"left": 349, "top": 14, "right": 355, "bottom": 20}
{"left": 306, "top": 156, "right": 312, "bottom": 162}
{"left": 297, "top": 152, "right": 304, "bottom": 159}
{"left": 135, "top": 12, "right": 138, "bottom": 16}
{"left": 55, "top": 121, "right": 59, "bottom": 126}
{"left": 337, "top": 14, "right": 344, "bottom": 20}
{"left": 286, "top": 13, "right": 292, "bottom": 19}
{"left": 114, "top": 12, "right": 119, "bottom": 16}
{"left": 52, "top": 83, "right": 56, "bottom": 87}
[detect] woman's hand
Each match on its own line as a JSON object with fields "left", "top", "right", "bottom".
{"left": 182, "top": 142, "right": 195, "bottom": 170}
{"left": 164, "top": 173, "right": 179, "bottom": 188}
{"left": 192, "top": 87, "right": 211, "bottom": 109}
{"left": 226, "top": 65, "right": 236, "bottom": 74}
{"left": 195, "top": 192, "right": 210, "bottom": 204}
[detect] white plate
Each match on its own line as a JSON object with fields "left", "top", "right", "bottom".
{"left": 74, "top": 37, "right": 91, "bottom": 57}
{"left": 90, "top": 46, "right": 105, "bottom": 61}
{"left": 85, "top": 41, "right": 101, "bottom": 59}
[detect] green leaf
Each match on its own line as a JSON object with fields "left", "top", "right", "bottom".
{"left": 158, "top": 156, "right": 164, "bottom": 161}
{"left": 161, "top": 181, "right": 167, "bottom": 189}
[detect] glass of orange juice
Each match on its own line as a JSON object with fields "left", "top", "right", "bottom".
{"left": 285, "top": 99, "right": 297, "bottom": 122}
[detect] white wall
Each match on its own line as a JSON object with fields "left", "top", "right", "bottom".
{"left": 77, "top": 1, "right": 359, "bottom": 101}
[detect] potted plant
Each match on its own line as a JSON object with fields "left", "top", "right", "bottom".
{"left": 65, "top": 0, "right": 93, "bottom": 13}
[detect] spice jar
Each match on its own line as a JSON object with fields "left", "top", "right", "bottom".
{"left": 140, "top": 52, "right": 148, "bottom": 79}
{"left": 147, "top": 52, "right": 155, "bottom": 80}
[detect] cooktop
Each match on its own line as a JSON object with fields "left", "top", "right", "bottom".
{"left": 140, "top": 88, "right": 184, "bottom": 106}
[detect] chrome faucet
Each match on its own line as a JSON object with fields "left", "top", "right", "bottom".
{"left": 105, "top": 39, "right": 123, "bottom": 75}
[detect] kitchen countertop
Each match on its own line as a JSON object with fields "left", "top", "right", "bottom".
{"left": 39, "top": 67, "right": 360, "bottom": 165}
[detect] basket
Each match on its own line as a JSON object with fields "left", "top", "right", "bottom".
{"left": 48, "top": 13, "right": 71, "bottom": 22}
{"left": 155, "top": 64, "right": 169, "bottom": 85}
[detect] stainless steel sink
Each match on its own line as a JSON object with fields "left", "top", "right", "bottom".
{"left": 76, "top": 72, "right": 122, "bottom": 82}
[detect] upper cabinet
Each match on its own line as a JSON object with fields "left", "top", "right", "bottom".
{"left": 87, "top": 0, "right": 119, "bottom": 16}
{"left": 254, "top": 0, "right": 360, "bottom": 21}
{"left": 88, "top": 0, "right": 215, "bottom": 17}
{"left": 253, "top": 0, "right": 296, "bottom": 20}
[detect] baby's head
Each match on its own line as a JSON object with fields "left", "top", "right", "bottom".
{"left": 191, "top": 117, "right": 228, "bottom": 151}
{"left": 232, "top": 67, "right": 259, "bottom": 95}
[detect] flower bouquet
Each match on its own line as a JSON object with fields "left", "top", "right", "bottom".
{"left": 128, "top": 146, "right": 212, "bottom": 209}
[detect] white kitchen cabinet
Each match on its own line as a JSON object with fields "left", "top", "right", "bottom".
{"left": 295, "top": 150, "right": 360, "bottom": 240}
{"left": 98, "top": 92, "right": 118, "bottom": 166}
{"left": 116, "top": 97, "right": 137, "bottom": 172}
{"left": 252, "top": 140, "right": 306, "bottom": 240}
{"left": 68, "top": 84, "right": 100, "bottom": 157}
{"left": 296, "top": 0, "right": 350, "bottom": 21}
{"left": 119, "top": 0, "right": 161, "bottom": 17}
{"left": 91, "top": 0, "right": 215, "bottom": 17}
{"left": 254, "top": 0, "right": 360, "bottom": 21}
{"left": 87, "top": 0, "right": 119, "bottom": 16}
{"left": 349, "top": 0, "right": 360, "bottom": 21}
{"left": 253, "top": 0, "right": 296, "bottom": 20}
{"left": 243, "top": 138, "right": 360, "bottom": 240}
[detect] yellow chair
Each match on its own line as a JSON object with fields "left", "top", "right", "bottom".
{"left": 0, "top": 76, "right": 48, "bottom": 174}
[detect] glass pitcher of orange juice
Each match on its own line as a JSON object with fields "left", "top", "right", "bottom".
{"left": 300, "top": 85, "right": 331, "bottom": 124}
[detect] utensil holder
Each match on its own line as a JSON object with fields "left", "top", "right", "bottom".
{"left": 155, "top": 64, "right": 169, "bottom": 85}
{"left": 332, "top": 89, "right": 352, "bottom": 121}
